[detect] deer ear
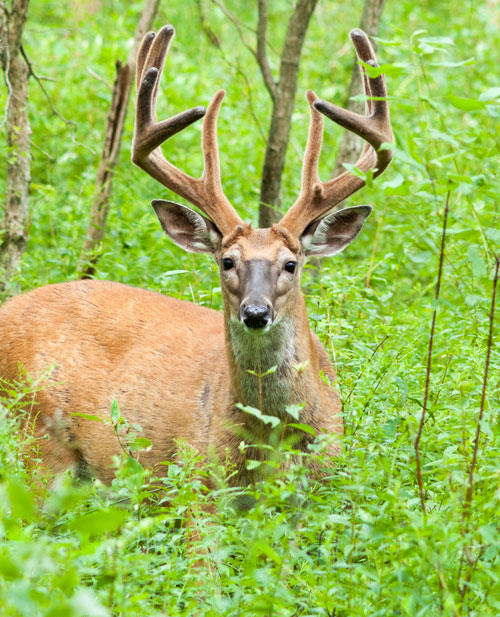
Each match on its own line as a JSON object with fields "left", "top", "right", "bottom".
{"left": 300, "top": 205, "right": 372, "bottom": 257}
{"left": 152, "top": 200, "right": 222, "bottom": 254}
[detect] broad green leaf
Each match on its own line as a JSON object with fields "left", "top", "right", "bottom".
{"left": 69, "top": 507, "right": 128, "bottom": 536}
{"left": 246, "top": 460, "right": 262, "bottom": 470}
{"left": 465, "top": 294, "right": 484, "bottom": 307}
{"left": 286, "top": 404, "right": 303, "bottom": 421}
{"left": 129, "top": 436, "right": 152, "bottom": 451}
{"left": 6, "top": 478, "right": 36, "bottom": 522}
{"left": 431, "top": 57, "right": 475, "bottom": 68}
{"left": 485, "top": 228, "right": 500, "bottom": 244}
{"left": 446, "top": 94, "right": 486, "bottom": 111}
{"left": 480, "top": 87, "right": 500, "bottom": 102}
{"left": 0, "top": 554, "right": 21, "bottom": 580}
{"left": 288, "top": 423, "right": 316, "bottom": 437}
{"left": 467, "top": 245, "right": 487, "bottom": 277}
{"left": 69, "top": 589, "right": 110, "bottom": 617}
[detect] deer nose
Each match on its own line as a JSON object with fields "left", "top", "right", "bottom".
{"left": 242, "top": 304, "right": 271, "bottom": 329}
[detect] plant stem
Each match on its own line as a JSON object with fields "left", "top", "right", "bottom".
{"left": 463, "top": 255, "right": 499, "bottom": 521}
{"left": 414, "top": 190, "right": 450, "bottom": 516}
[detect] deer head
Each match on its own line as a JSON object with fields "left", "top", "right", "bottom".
{"left": 132, "top": 25, "right": 393, "bottom": 332}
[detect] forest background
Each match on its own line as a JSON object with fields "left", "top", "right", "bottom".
{"left": 0, "top": 0, "right": 499, "bottom": 615}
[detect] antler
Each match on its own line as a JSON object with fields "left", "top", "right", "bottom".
{"left": 280, "top": 29, "right": 393, "bottom": 237}
{"left": 132, "top": 25, "right": 243, "bottom": 234}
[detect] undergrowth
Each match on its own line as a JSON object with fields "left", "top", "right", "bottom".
{"left": 1, "top": 0, "right": 499, "bottom": 615}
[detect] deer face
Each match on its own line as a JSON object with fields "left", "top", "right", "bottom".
{"left": 153, "top": 200, "right": 372, "bottom": 332}
{"left": 217, "top": 226, "right": 302, "bottom": 330}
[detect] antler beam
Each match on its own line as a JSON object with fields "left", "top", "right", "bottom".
{"left": 132, "top": 25, "right": 243, "bottom": 234}
{"left": 280, "top": 29, "right": 393, "bottom": 237}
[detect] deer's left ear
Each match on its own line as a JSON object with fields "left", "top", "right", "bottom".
{"left": 300, "top": 205, "right": 372, "bottom": 257}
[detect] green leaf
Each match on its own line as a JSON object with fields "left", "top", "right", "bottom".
{"left": 446, "top": 94, "right": 486, "bottom": 111}
{"left": 0, "top": 554, "right": 21, "bottom": 580}
{"left": 467, "top": 245, "right": 487, "bottom": 277}
{"left": 358, "top": 61, "right": 408, "bottom": 78}
{"left": 6, "top": 478, "right": 36, "bottom": 522}
{"left": 408, "top": 250, "right": 432, "bottom": 264}
{"left": 465, "top": 294, "right": 484, "bottom": 307}
{"left": 286, "top": 404, "right": 303, "bottom": 421}
{"left": 69, "top": 507, "right": 128, "bottom": 536}
{"left": 247, "top": 365, "right": 277, "bottom": 377}
{"left": 246, "top": 460, "right": 262, "bottom": 470}
{"left": 485, "top": 228, "right": 500, "bottom": 244}
{"left": 129, "top": 436, "right": 152, "bottom": 452}
{"left": 478, "top": 524, "right": 498, "bottom": 545}
{"left": 69, "top": 589, "right": 110, "bottom": 617}
{"left": 342, "top": 163, "right": 366, "bottom": 179}
{"left": 236, "top": 403, "right": 281, "bottom": 428}
{"left": 288, "top": 423, "right": 316, "bottom": 437}
{"left": 71, "top": 412, "right": 104, "bottom": 423}
{"left": 431, "top": 57, "right": 475, "bottom": 68}
{"left": 479, "top": 87, "right": 500, "bottom": 102}
{"left": 110, "top": 398, "right": 121, "bottom": 424}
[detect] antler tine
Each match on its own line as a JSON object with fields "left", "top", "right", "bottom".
{"left": 280, "top": 29, "right": 393, "bottom": 237}
{"left": 132, "top": 26, "right": 243, "bottom": 234}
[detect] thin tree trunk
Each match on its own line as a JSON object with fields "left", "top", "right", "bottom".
{"left": 258, "top": 0, "right": 318, "bottom": 227}
{"left": 330, "top": 0, "right": 386, "bottom": 180}
{"left": 0, "top": 0, "right": 31, "bottom": 291}
{"left": 78, "top": 0, "right": 159, "bottom": 278}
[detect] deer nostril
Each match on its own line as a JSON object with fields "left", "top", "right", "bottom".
{"left": 242, "top": 304, "right": 271, "bottom": 330}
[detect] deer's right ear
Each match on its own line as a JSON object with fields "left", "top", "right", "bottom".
{"left": 152, "top": 200, "right": 222, "bottom": 254}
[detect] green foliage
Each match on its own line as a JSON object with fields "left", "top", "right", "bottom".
{"left": 1, "top": 0, "right": 500, "bottom": 615}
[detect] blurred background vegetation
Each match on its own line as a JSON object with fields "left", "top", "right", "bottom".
{"left": 0, "top": 0, "right": 499, "bottom": 615}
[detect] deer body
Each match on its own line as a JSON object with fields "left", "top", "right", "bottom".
{"left": 0, "top": 277, "right": 339, "bottom": 484}
{"left": 0, "top": 25, "right": 392, "bottom": 485}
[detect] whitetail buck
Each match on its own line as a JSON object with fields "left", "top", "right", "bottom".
{"left": 0, "top": 26, "right": 392, "bottom": 486}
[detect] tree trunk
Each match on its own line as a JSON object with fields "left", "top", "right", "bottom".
{"left": 330, "top": 0, "right": 386, "bottom": 180}
{"left": 0, "top": 0, "right": 31, "bottom": 292}
{"left": 78, "top": 0, "right": 159, "bottom": 278}
{"left": 258, "top": 0, "right": 318, "bottom": 228}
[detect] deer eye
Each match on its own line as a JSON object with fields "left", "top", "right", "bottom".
{"left": 284, "top": 261, "right": 297, "bottom": 274}
{"left": 222, "top": 257, "right": 234, "bottom": 271}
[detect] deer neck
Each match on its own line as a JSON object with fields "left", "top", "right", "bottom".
{"left": 224, "top": 293, "right": 313, "bottom": 417}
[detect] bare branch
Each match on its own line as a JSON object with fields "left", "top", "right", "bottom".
{"left": 256, "top": 0, "right": 277, "bottom": 100}
{"left": 210, "top": 0, "right": 258, "bottom": 58}
{"left": 20, "top": 44, "right": 75, "bottom": 129}
{"left": 259, "top": 0, "right": 319, "bottom": 227}
{"left": 197, "top": 1, "right": 266, "bottom": 142}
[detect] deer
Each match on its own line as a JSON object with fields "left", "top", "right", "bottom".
{"left": 0, "top": 25, "right": 392, "bottom": 489}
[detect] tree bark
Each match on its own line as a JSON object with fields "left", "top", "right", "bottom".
{"left": 330, "top": 0, "right": 386, "bottom": 180}
{"left": 78, "top": 0, "right": 159, "bottom": 278}
{"left": 0, "top": 0, "right": 31, "bottom": 291}
{"left": 258, "top": 0, "right": 318, "bottom": 228}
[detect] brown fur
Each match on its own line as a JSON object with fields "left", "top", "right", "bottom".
{"left": 0, "top": 273, "right": 341, "bottom": 486}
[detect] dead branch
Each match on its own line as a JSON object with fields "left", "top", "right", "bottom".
{"left": 78, "top": 0, "right": 159, "bottom": 278}
{"left": 258, "top": 0, "right": 318, "bottom": 227}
